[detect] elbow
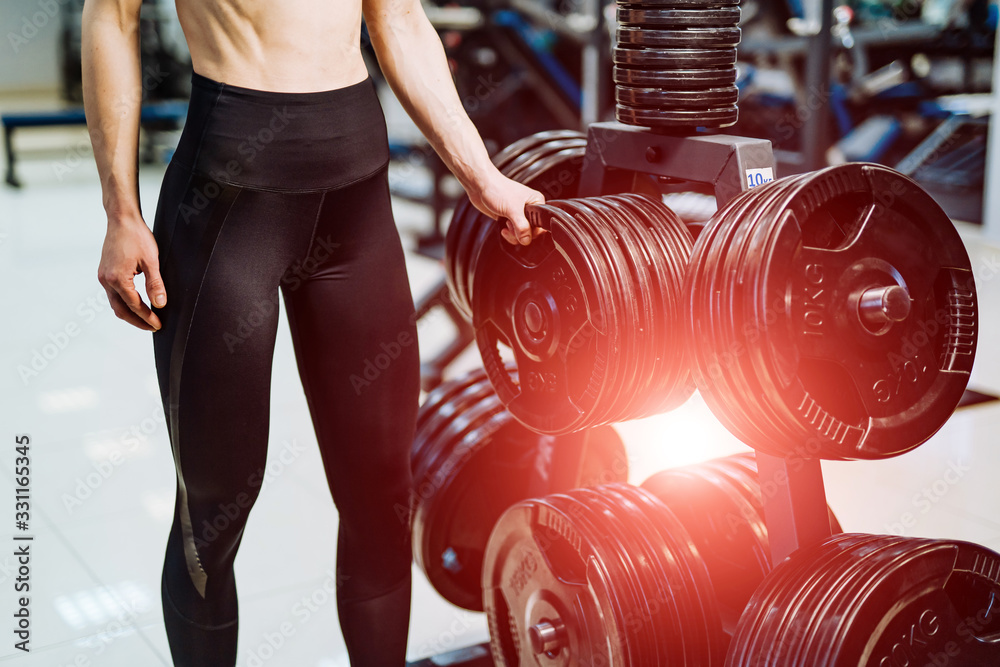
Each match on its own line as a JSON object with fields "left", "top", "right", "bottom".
{"left": 81, "top": 0, "right": 141, "bottom": 36}
{"left": 364, "top": 7, "right": 432, "bottom": 45}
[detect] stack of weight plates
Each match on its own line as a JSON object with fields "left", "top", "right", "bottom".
{"left": 684, "top": 163, "right": 978, "bottom": 460}
{"left": 446, "top": 130, "right": 587, "bottom": 321}
{"left": 614, "top": 0, "right": 741, "bottom": 130}
{"left": 411, "top": 368, "right": 628, "bottom": 611}
{"left": 483, "top": 482, "right": 727, "bottom": 665}
{"left": 726, "top": 534, "right": 1000, "bottom": 665}
{"left": 472, "top": 194, "right": 695, "bottom": 435}
{"left": 642, "top": 452, "right": 842, "bottom": 644}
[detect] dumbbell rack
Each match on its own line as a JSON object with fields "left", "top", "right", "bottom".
{"left": 578, "top": 120, "right": 834, "bottom": 568}
{"left": 407, "top": 122, "right": 834, "bottom": 665}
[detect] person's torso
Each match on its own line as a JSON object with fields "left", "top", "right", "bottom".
{"left": 174, "top": 0, "right": 370, "bottom": 91}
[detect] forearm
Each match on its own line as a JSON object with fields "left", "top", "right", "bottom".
{"left": 81, "top": 0, "right": 143, "bottom": 224}
{"left": 364, "top": 7, "right": 494, "bottom": 192}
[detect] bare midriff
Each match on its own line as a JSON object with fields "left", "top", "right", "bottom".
{"left": 174, "top": 0, "right": 371, "bottom": 92}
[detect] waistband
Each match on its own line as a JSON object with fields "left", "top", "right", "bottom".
{"left": 170, "top": 70, "right": 390, "bottom": 191}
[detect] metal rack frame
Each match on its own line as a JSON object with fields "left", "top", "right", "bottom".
{"left": 409, "top": 123, "right": 838, "bottom": 664}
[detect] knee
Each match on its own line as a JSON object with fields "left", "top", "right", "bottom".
{"left": 337, "top": 474, "right": 412, "bottom": 537}
{"left": 185, "top": 489, "right": 259, "bottom": 551}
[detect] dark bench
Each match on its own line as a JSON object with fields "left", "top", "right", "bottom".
{"left": 2, "top": 100, "right": 188, "bottom": 187}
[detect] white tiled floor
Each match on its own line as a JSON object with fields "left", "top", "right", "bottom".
{"left": 2, "top": 88, "right": 1000, "bottom": 665}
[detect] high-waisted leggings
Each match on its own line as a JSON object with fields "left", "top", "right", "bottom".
{"left": 150, "top": 71, "right": 419, "bottom": 666}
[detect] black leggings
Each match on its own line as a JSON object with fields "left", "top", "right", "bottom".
{"left": 150, "top": 71, "right": 419, "bottom": 666}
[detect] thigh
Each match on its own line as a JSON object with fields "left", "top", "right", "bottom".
{"left": 152, "top": 174, "right": 323, "bottom": 562}
{"left": 280, "top": 168, "right": 420, "bottom": 516}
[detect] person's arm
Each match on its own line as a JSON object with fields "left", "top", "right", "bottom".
{"left": 83, "top": 0, "right": 166, "bottom": 330}
{"left": 362, "top": 0, "right": 545, "bottom": 245}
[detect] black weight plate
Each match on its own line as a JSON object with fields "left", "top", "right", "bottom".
{"left": 684, "top": 188, "right": 758, "bottom": 445}
{"left": 617, "top": 6, "right": 742, "bottom": 27}
{"left": 614, "top": 42, "right": 738, "bottom": 65}
{"left": 412, "top": 392, "right": 504, "bottom": 501}
{"left": 613, "top": 65, "right": 738, "bottom": 90}
{"left": 549, "top": 200, "right": 633, "bottom": 427}
{"left": 725, "top": 175, "right": 868, "bottom": 454}
{"left": 460, "top": 136, "right": 585, "bottom": 321}
{"left": 416, "top": 367, "right": 488, "bottom": 432}
{"left": 463, "top": 145, "right": 586, "bottom": 323}
{"left": 707, "top": 181, "right": 793, "bottom": 449}
{"left": 558, "top": 199, "right": 648, "bottom": 425}
{"left": 503, "top": 138, "right": 588, "bottom": 180}
{"left": 473, "top": 205, "right": 617, "bottom": 434}
{"left": 518, "top": 148, "right": 586, "bottom": 200}
{"left": 818, "top": 540, "right": 1000, "bottom": 666}
{"left": 483, "top": 497, "right": 628, "bottom": 666}
{"left": 418, "top": 423, "right": 626, "bottom": 612}
{"left": 688, "top": 178, "right": 797, "bottom": 447}
{"left": 593, "top": 199, "right": 667, "bottom": 421}
{"left": 729, "top": 537, "right": 1000, "bottom": 666}
{"left": 413, "top": 376, "right": 495, "bottom": 473}
{"left": 452, "top": 203, "right": 491, "bottom": 320}
{"left": 641, "top": 466, "right": 769, "bottom": 633}
{"left": 616, "top": 85, "right": 739, "bottom": 109}
{"left": 718, "top": 177, "right": 814, "bottom": 450}
{"left": 618, "top": 485, "right": 711, "bottom": 664}
{"left": 596, "top": 485, "right": 691, "bottom": 664}
{"left": 576, "top": 200, "right": 655, "bottom": 425}
{"left": 790, "top": 537, "right": 921, "bottom": 665}
{"left": 618, "top": 0, "right": 739, "bottom": 6}
{"left": 455, "top": 208, "right": 493, "bottom": 321}
{"left": 616, "top": 104, "right": 739, "bottom": 129}
{"left": 412, "top": 399, "right": 510, "bottom": 586}
{"left": 445, "top": 196, "right": 473, "bottom": 311}
{"left": 549, "top": 206, "right": 627, "bottom": 431}
{"left": 566, "top": 490, "right": 659, "bottom": 663}
{"left": 716, "top": 176, "right": 811, "bottom": 450}
{"left": 593, "top": 197, "right": 674, "bottom": 419}
{"left": 609, "top": 194, "right": 695, "bottom": 414}
{"left": 617, "top": 195, "right": 693, "bottom": 345}
{"left": 491, "top": 129, "right": 586, "bottom": 172}
{"left": 624, "top": 484, "right": 725, "bottom": 665}
{"left": 584, "top": 487, "right": 677, "bottom": 664}
{"left": 723, "top": 533, "right": 881, "bottom": 666}
{"left": 750, "top": 164, "right": 977, "bottom": 459}
{"left": 547, "top": 492, "right": 645, "bottom": 663}
{"left": 759, "top": 535, "right": 910, "bottom": 664}
{"left": 410, "top": 380, "right": 499, "bottom": 496}
{"left": 413, "top": 411, "right": 515, "bottom": 610}
{"left": 616, "top": 26, "right": 741, "bottom": 49}
{"left": 777, "top": 536, "right": 912, "bottom": 665}
{"left": 413, "top": 378, "right": 497, "bottom": 469}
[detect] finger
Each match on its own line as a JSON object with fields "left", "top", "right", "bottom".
{"left": 113, "top": 273, "right": 162, "bottom": 330}
{"left": 506, "top": 209, "right": 534, "bottom": 246}
{"left": 143, "top": 258, "right": 167, "bottom": 309}
{"left": 500, "top": 226, "right": 518, "bottom": 245}
{"left": 103, "top": 286, "right": 157, "bottom": 331}
{"left": 506, "top": 218, "right": 525, "bottom": 244}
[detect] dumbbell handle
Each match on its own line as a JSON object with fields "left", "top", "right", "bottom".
{"left": 524, "top": 202, "right": 555, "bottom": 231}
{"left": 529, "top": 620, "right": 567, "bottom": 655}
{"left": 858, "top": 284, "right": 911, "bottom": 330}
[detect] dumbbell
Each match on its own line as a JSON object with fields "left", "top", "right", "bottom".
{"left": 726, "top": 533, "right": 1000, "bottom": 665}
{"left": 411, "top": 367, "right": 628, "bottom": 611}
{"left": 472, "top": 193, "right": 696, "bottom": 434}
{"left": 445, "top": 130, "right": 586, "bottom": 321}
{"left": 483, "top": 452, "right": 843, "bottom": 665}
{"left": 613, "top": 0, "right": 741, "bottom": 130}
{"left": 684, "top": 163, "right": 978, "bottom": 460}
